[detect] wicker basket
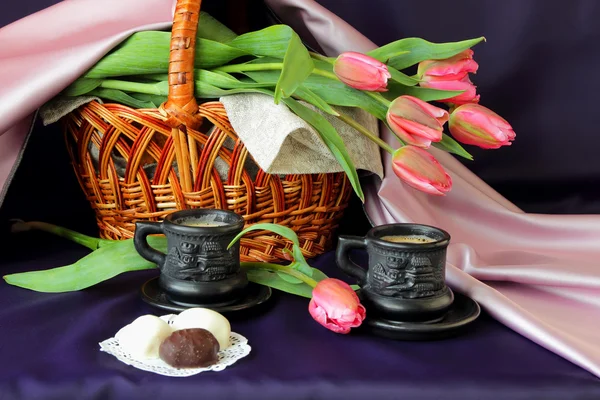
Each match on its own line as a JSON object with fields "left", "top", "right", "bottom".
{"left": 61, "top": 0, "right": 350, "bottom": 263}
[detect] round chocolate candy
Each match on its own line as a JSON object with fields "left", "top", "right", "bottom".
{"left": 159, "top": 328, "right": 220, "bottom": 368}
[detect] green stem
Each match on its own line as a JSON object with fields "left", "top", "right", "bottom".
{"left": 365, "top": 91, "right": 391, "bottom": 107}
{"left": 335, "top": 112, "right": 395, "bottom": 154}
{"left": 310, "top": 68, "right": 338, "bottom": 81}
{"left": 213, "top": 63, "right": 284, "bottom": 73}
{"left": 241, "top": 262, "right": 318, "bottom": 288}
{"left": 10, "top": 221, "right": 111, "bottom": 250}
{"left": 100, "top": 80, "right": 166, "bottom": 96}
{"left": 309, "top": 52, "right": 334, "bottom": 64}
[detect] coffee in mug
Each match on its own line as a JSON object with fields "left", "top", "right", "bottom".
{"left": 181, "top": 220, "right": 227, "bottom": 227}
{"left": 380, "top": 235, "right": 436, "bottom": 244}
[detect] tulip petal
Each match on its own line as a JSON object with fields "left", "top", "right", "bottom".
{"left": 309, "top": 299, "right": 351, "bottom": 334}
{"left": 388, "top": 96, "right": 445, "bottom": 130}
{"left": 392, "top": 146, "right": 452, "bottom": 195}
{"left": 334, "top": 52, "right": 391, "bottom": 92}
{"left": 418, "top": 49, "right": 479, "bottom": 81}
{"left": 388, "top": 124, "right": 432, "bottom": 148}
{"left": 449, "top": 104, "right": 515, "bottom": 149}
{"left": 394, "top": 118, "right": 443, "bottom": 141}
{"left": 308, "top": 278, "right": 366, "bottom": 334}
{"left": 405, "top": 96, "right": 450, "bottom": 124}
{"left": 421, "top": 77, "right": 479, "bottom": 105}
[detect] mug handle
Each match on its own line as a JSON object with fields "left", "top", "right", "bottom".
{"left": 133, "top": 222, "right": 167, "bottom": 269}
{"left": 336, "top": 235, "right": 368, "bottom": 285}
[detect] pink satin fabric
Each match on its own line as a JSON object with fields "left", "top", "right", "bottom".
{"left": 266, "top": 0, "right": 600, "bottom": 378}
{"left": 0, "top": 0, "right": 598, "bottom": 379}
{"left": 0, "top": 0, "right": 176, "bottom": 203}
{"left": 0, "top": 116, "right": 34, "bottom": 203}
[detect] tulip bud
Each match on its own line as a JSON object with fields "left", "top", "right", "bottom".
{"left": 309, "top": 278, "right": 366, "bottom": 334}
{"left": 449, "top": 104, "right": 515, "bottom": 149}
{"left": 420, "top": 75, "right": 480, "bottom": 105}
{"left": 417, "top": 49, "right": 479, "bottom": 81}
{"left": 333, "top": 52, "right": 391, "bottom": 92}
{"left": 386, "top": 95, "right": 448, "bottom": 148}
{"left": 418, "top": 50, "right": 480, "bottom": 105}
{"left": 392, "top": 146, "right": 452, "bottom": 196}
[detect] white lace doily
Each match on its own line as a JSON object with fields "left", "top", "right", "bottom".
{"left": 99, "top": 314, "right": 251, "bottom": 377}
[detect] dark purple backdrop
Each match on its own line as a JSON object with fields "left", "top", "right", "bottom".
{"left": 1, "top": 1, "right": 600, "bottom": 399}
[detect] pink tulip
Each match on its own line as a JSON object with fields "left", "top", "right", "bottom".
{"left": 417, "top": 49, "right": 479, "bottom": 81}
{"left": 418, "top": 50, "right": 480, "bottom": 105}
{"left": 392, "top": 146, "right": 452, "bottom": 196}
{"left": 333, "top": 51, "right": 391, "bottom": 92}
{"left": 420, "top": 75, "right": 480, "bottom": 105}
{"left": 386, "top": 95, "right": 448, "bottom": 148}
{"left": 309, "top": 278, "right": 366, "bottom": 334}
{"left": 449, "top": 104, "right": 515, "bottom": 149}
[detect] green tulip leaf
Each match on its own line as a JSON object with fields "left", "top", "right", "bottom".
{"left": 369, "top": 37, "right": 485, "bottom": 71}
{"left": 274, "top": 30, "right": 314, "bottom": 103}
{"left": 282, "top": 97, "right": 365, "bottom": 202}
{"left": 195, "top": 69, "right": 273, "bottom": 89}
{"left": 433, "top": 134, "right": 474, "bottom": 160}
{"left": 128, "top": 92, "right": 167, "bottom": 108}
{"left": 197, "top": 11, "right": 238, "bottom": 43}
{"left": 295, "top": 86, "right": 339, "bottom": 116}
{"left": 63, "top": 78, "right": 103, "bottom": 96}
{"left": 382, "top": 82, "right": 464, "bottom": 102}
{"left": 84, "top": 33, "right": 249, "bottom": 79}
{"left": 388, "top": 67, "right": 419, "bottom": 86}
{"left": 3, "top": 237, "right": 164, "bottom": 293}
{"left": 283, "top": 256, "right": 313, "bottom": 278}
{"left": 311, "top": 268, "right": 329, "bottom": 283}
{"left": 228, "top": 222, "right": 301, "bottom": 249}
{"left": 276, "top": 271, "right": 304, "bottom": 284}
{"left": 233, "top": 29, "right": 317, "bottom": 102}
{"left": 88, "top": 88, "right": 162, "bottom": 109}
{"left": 229, "top": 25, "right": 295, "bottom": 59}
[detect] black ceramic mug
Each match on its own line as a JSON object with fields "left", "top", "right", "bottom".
{"left": 134, "top": 209, "right": 248, "bottom": 307}
{"left": 336, "top": 223, "right": 454, "bottom": 322}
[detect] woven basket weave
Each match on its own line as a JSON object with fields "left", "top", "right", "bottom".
{"left": 61, "top": 0, "right": 350, "bottom": 263}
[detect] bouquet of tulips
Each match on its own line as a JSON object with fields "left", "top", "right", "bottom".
{"left": 61, "top": 12, "right": 515, "bottom": 201}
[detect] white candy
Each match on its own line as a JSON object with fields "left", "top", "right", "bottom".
{"left": 171, "top": 308, "right": 231, "bottom": 350}
{"left": 115, "top": 315, "right": 173, "bottom": 359}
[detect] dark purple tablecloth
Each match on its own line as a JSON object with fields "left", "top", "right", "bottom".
{"left": 1, "top": 231, "right": 600, "bottom": 400}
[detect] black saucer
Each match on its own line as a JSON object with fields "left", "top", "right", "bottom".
{"left": 359, "top": 292, "right": 480, "bottom": 341}
{"left": 140, "top": 277, "right": 272, "bottom": 313}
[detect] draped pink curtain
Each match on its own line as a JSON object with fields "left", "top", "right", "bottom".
{"left": 0, "top": 0, "right": 598, "bottom": 379}
{"left": 0, "top": 0, "right": 175, "bottom": 205}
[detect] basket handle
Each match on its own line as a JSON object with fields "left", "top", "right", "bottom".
{"left": 161, "top": 0, "right": 203, "bottom": 130}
